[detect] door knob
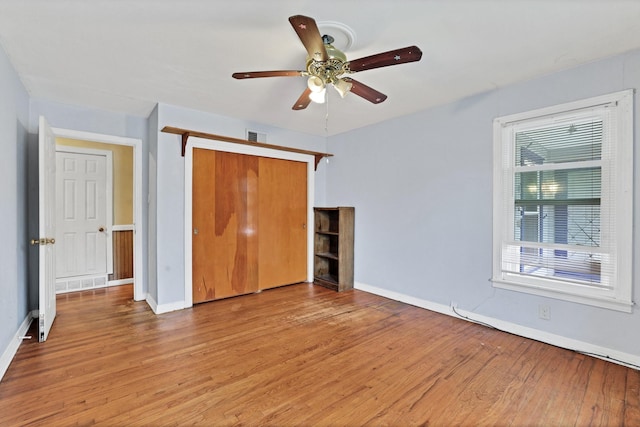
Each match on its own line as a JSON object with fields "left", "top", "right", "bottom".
{"left": 98, "top": 227, "right": 105, "bottom": 232}
{"left": 30, "top": 238, "right": 55, "bottom": 245}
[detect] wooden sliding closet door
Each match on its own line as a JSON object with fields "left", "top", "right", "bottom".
{"left": 192, "top": 148, "right": 216, "bottom": 302}
{"left": 193, "top": 149, "right": 259, "bottom": 302}
{"left": 258, "top": 157, "right": 307, "bottom": 290}
{"left": 192, "top": 149, "right": 307, "bottom": 304}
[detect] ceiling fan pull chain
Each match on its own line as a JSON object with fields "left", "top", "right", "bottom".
{"left": 325, "top": 91, "right": 330, "bottom": 135}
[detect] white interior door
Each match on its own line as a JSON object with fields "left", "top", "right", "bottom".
{"left": 55, "top": 151, "right": 109, "bottom": 280}
{"left": 38, "top": 116, "right": 57, "bottom": 342}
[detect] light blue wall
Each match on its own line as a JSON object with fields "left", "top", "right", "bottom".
{"left": 28, "top": 99, "right": 148, "bottom": 139}
{"left": 150, "top": 103, "right": 328, "bottom": 306}
{"left": 0, "top": 43, "right": 30, "bottom": 355}
{"left": 326, "top": 49, "right": 640, "bottom": 357}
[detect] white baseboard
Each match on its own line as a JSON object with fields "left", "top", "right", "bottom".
{"left": 0, "top": 311, "right": 35, "bottom": 382}
{"left": 145, "top": 294, "right": 186, "bottom": 314}
{"left": 355, "top": 282, "right": 640, "bottom": 370}
{"left": 146, "top": 294, "right": 158, "bottom": 313}
{"left": 107, "top": 278, "right": 133, "bottom": 287}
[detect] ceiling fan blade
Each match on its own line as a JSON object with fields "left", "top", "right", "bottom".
{"left": 343, "top": 78, "right": 387, "bottom": 104}
{"left": 288, "top": 15, "right": 328, "bottom": 62}
{"left": 232, "top": 70, "right": 305, "bottom": 79}
{"left": 347, "top": 46, "right": 422, "bottom": 72}
{"left": 292, "top": 88, "right": 313, "bottom": 110}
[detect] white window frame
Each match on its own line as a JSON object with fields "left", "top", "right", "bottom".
{"left": 492, "top": 90, "right": 634, "bottom": 312}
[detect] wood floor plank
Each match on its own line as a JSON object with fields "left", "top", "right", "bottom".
{"left": 574, "top": 357, "right": 629, "bottom": 426}
{"left": 624, "top": 369, "right": 640, "bottom": 424}
{"left": 0, "top": 283, "right": 638, "bottom": 426}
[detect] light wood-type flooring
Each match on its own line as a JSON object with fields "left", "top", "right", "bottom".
{"left": 1, "top": 283, "right": 639, "bottom": 426}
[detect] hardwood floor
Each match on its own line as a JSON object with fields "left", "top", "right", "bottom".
{"left": 1, "top": 283, "right": 638, "bottom": 426}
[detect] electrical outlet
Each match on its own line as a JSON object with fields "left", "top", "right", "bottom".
{"left": 450, "top": 301, "right": 458, "bottom": 310}
{"left": 538, "top": 304, "right": 551, "bottom": 320}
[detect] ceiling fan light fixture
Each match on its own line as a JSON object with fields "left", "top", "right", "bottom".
{"left": 333, "top": 78, "right": 353, "bottom": 98}
{"left": 307, "top": 76, "right": 325, "bottom": 92}
{"left": 309, "top": 87, "right": 326, "bottom": 104}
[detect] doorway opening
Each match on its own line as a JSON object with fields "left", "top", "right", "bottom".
{"left": 52, "top": 128, "right": 144, "bottom": 301}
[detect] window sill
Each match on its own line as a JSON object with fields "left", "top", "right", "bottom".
{"left": 492, "top": 277, "right": 634, "bottom": 313}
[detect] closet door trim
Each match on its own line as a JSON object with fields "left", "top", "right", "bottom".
{"left": 184, "top": 137, "right": 315, "bottom": 307}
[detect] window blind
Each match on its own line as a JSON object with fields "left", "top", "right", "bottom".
{"left": 504, "top": 115, "right": 609, "bottom": 288}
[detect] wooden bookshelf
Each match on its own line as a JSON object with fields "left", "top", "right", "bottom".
{"left": 313, "top": 207, "right": 354, "bottom": 291}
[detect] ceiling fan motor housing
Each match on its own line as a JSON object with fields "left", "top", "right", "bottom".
{"left": 306, "top": 39, "right": 350, "bottom": 85}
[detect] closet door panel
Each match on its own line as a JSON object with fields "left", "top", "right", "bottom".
{"left": 192, "top": 148, "right": 217, "bottom": 303}
{"left": 213, "top": 151, "right": 259, "bottom": 298}
{"left": 258, "top": 157, "right": 307, "bottom": 289}
{"left": 192, "top": 149, "right": 259, "bottom": 302}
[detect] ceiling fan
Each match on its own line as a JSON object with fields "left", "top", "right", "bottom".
{"left": 232, "top": 15, "right": 423, "bottom": 110}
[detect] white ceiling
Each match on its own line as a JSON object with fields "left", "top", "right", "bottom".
{"left": 1, "top": 1, "right": 639, "bottom": 137}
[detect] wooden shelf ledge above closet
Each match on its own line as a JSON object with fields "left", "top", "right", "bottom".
{"left": 161, "top": 126, "right": 333, "bottom": 170}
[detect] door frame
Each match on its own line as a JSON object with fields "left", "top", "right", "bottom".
{"left": 55, "top": 146, "right": 114, "bottom": 282}
{"left": 51, "top": 127, "right": 145, "bottom": 301}
{"left": 184, "top": 137, "right": 316, "bottom": 308}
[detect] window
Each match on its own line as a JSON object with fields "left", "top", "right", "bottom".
{"left": 492, "top": 90, "right": 633, "bottom": 312}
